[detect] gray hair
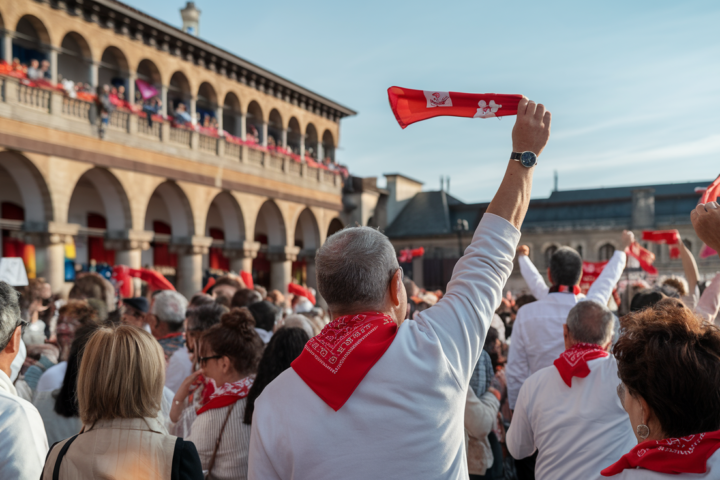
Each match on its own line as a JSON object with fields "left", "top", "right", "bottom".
{"left": 550, "top": 247, "right": 583, "bottom": 286}
{"left": 316, "top": 226, "right": 399, "bottom": 313}
{"left": 0, "top": 282, "right": 22, "bottom": 351}
{"left": 283, "top": 314, "right": 315, "bottom": 338}
{"left": 151, "top": 290, "right": 188, "bottom": 324}
{"left": 566, "top": 300, "right": 614, "bottom": 345}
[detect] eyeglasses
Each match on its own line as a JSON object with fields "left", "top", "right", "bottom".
{"left": 198, "top": 355, "right": 222, "bottom": 365}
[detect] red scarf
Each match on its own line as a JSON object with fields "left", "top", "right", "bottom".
{"left": 549, "top": 284, "right": 582, "bottom": 295}
{"left": 553, "top": 343, "right": 609, "bottom": 387}
{"left": 642, "top": 230, "right": 681, "bottom": 259}
{"left": 387, "top": 86, "right": 522, "bottom": 129}
{"left": 291, "top": 312, "right": 398, "bottom": 411}
{"left": 626, "top": 241, "right": 658, "bottom": 275}
{"left": 196, "top": 376, "right": 254, "bottom": 415}
{"left": 602, "top": 431, "right": 720, "bottom": 476}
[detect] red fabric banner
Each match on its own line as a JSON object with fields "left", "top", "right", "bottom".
{"left": 626, "top": 242, "right": 658, "bottom": 275}
{"left": 292, "top": 312, "right": 398, "bottom": 411}
{"left": 398, "top": 247, "right": 425, "bottom": 264}
{"left": 701, "top": 175, "right": 720, "bottom": 204}
{"left": 387, "top": 87, "right": 522, "bottom": 129}
{"left": 642, "top": 230, "right": 681, "bottom": 260}
{"left": 240, "top": 271, "right": 254, "bottom": 289}
{"left": 580, "top": 261, "right": 608, "bottom": 293}
{"left": 288, "top": 283, "right": 316, "bottom": 305}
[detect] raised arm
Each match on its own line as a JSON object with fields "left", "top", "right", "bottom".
{"left": 416, "top": 98, "right": 552, "bottom": 388}
{"left": 517, "top": 246, "right": 549, "bottom": 300}
{"left": 676, "top": 230, "right": 699, "bottom": 301}
{"left": 585, "top": 231, "right": 631, "bottom": 305}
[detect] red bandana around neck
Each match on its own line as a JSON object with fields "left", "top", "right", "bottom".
{"left": 602, "top": 430, "right": 720, "bottom": 476}
{"left": 196, "top": 376, "right": 254, "bottom": 415}
{"left": 549, "top": 284, "right": 582, "bottom": 295}
{"left": 291, "top": 312, "right": 398, "bottom": 411}
{"left": 387, "top": 87, "right": 522, "bottom": 129}
{"left": 553, "top": 343, "right": 609, "bottom": 388}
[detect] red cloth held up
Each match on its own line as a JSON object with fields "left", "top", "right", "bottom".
{"left": 202, "top": 277, "right": 216, "bottom": 294}
{"left": 626, "top": 242, "right": 658, "bottom": 275}
{"left": 387, "top": 86, "right": 523, "bottom": 129}
{"left": 240, "top": 271, "right": 254, "bottom": 289}
{"left": 553, "top": 343, "right": 609, "bottom": 388}
{"left": 642, "top": 230, "right": 682, "bottom": 259}
{"left": 288, "top": 283, "right": 316, "bottom": 305}
{"left": 113, "top": 266, "right": 175, "bottom": 293}
{"left": 398, "top": 247, "right": 425, "bottom": 263}
{"left": 701, "top": 175, "right": 720, "bottom": 204}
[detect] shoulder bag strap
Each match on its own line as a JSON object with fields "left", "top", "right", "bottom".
{"left": 205, "top": 402, "right": 236, "bottom": 478}
{"left": 38, "top": 434, "right": 80, "bottom": 480}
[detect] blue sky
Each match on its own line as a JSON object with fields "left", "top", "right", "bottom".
{"left": 125, "top": 0, "right": 720, "bottom": 203}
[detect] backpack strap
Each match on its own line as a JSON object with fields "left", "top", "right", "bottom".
{"left": 39, "top": 434, "right": 80, "bottom": 480}
{"left": 205, "top": 402, "right": 236, "bottom": 478}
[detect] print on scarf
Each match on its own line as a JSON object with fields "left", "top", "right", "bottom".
{"left": 424, "top": 91, "right": 453, "bottom": 108}
{"left": 473, "top": 100, "right": 502, "bottom": 118}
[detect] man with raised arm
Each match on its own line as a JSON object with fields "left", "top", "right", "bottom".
{"left": 248, "top": 98, "right": 551, "bottom": 480}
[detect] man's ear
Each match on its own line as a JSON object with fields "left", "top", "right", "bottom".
{"left": 3, "top": 326, "right": 21, "bottom": 356}
{"left": 389, "top": 269, "right": 402, "bottom": 307}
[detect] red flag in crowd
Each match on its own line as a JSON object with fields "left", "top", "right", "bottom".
{"left": 642, "top": 230, "right": 681, "bottom": 259}
{"left": 202, "top": 277, "right": 216, "bottom": 294}
{"left": 387, "top": 87, "right": 523, "bottom": 129}
{"left": 398, "top": 247, "right": 425, "bottom": 264}
{"left": 240, "top": 271, "right": 254, "bottom": 289}
{"left": 626, "top": 242, "right": 658, "bottom": 275}
{"left": 288, "top": 283, "right": 316, "bottom": 305}
{"left": 580, "top": 261, "right": 608, "bottom": 293}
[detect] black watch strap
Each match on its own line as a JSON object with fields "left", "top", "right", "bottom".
{"left": 510, "top": 152, "right": 522, "bottom": 160}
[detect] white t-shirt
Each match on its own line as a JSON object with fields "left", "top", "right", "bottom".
{"left": 507, "top": 355, "right": 636, "bottom": 480}
{"left": 0, "top": 369, "right": 49, "bottom": 479}
{"left": 35, "top": 361, "right": 67, "bottom": 395}
{"left": 248, "top": 214, "right": 519, "bottom": 480}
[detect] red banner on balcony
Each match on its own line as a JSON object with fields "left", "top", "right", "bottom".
{"left": 387, "top": 86, "right": 523, "bottom": 129}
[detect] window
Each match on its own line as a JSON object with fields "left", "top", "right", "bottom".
{"left": 599, "top": 243, "right": 615, "bottom": 261}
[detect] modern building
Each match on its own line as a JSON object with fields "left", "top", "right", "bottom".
{"left": 0, "top": 0, "right": 354, "bottom": 298}
{"left": 345, "top": 174, "right": 720, "bottom": 294}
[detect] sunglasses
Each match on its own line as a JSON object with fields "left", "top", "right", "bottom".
{"left": 198, "top": 354, "right": 222, "bottom": 365}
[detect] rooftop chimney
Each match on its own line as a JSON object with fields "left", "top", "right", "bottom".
{"left": 181, "top": 2, "right": 201, "bottom": 37}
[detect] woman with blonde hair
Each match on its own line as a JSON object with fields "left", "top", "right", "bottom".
{"left": 41, "top": 325, "right": 203, "bottom": 479}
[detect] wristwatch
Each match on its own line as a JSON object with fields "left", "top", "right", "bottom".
{"left": 511, "top": 151, "right": 537, "bottom": 168}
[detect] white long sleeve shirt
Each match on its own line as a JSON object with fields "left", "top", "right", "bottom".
{"left": 696, "top": 273, "right": 720, "bottom": 325}
{"left": 507, "top": 355, "right": 636, "bottom": 480}
{"left": 0, "top": 369, "right": 49, "bottom": 480}
{"left": 248, "top": 213, "right": 519, "bottom": 480}
{"left": 507, "top": 251, "right": 626, "bottom": 409}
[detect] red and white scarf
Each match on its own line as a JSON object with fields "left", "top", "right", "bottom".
{"left": 196, "top": 376, "right": 254, "bottom": 415}
{"left": 553, "top": 343, "right": 609, "bottom": 388}
{"left": 291, "top": 311, "right": 398, "bottom": 411}
{"left": 602, "top": 431, "right": 720, "bottom": 476}
{"left": 387, "top": 87, "right": 522, "bottom": 129}
{"left": 549, "top": 284, "right": 582, "bottom": 295}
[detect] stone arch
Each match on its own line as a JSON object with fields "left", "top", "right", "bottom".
{"left": 327, "top": 217, "right": 344, "bottom": 238}
{"left": 268, "top": 109, "right": 283, "bottom": 148}
{"left": 254, "top": 200, "right": 286, "bottom": 247}
{"left": 58, "top": 32, "right": 92, "bottom": 84}
{"left": 206, "top": 191, "right": 246, "bottom": 272}
{"left": 168, "top": 70, "right": 192, "bottom": 116}
{"left": 14, "top": 15, "right": 52, "bottom": 65}
{"left": 144, "top": 181, "right": 195, "bottom": 238}
{"left": 136, "top": 58, "right": 162, "bottom": 89}
{"left": 0, "top": 151, "right": 53, "bottom": 226}
{"left": 99, "top": 46, "right": 129, "bottom": 91}
{"left": 322, "top": 129, "right": 335, "bottom": 162}
{"left": 598, "top": 242, "right": 616, "bottom": 262}
{"left": 294, "top": 208, "right": 321, "bottom": 251}
{"left": 222, "top": 91, "right": 242, "bottom": 137}
{"left": 305, "top": 123, "right": 319, "bottom": 159}
{"left": 287, "top": 117, "right": 301, "bottom": 155}
{"left": 246, "top": 100, "right": 264, "bottom": 144}
{"left": 197, "top": 81, "right": 217, "bottom": 127}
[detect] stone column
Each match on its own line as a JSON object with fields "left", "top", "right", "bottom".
{"left": 317, "top": 142, "right": 324, "bottom": 162}
{"left": 89, "top": 61, "right": 99, "bottom": 90}
{"left": 412, "top": 255, "right": 424, "bottom": 289}
{"left": 239, "top": 113, "right": 247, "bottom": 141}
{"left": 300, "top": 249, "right": 317, "bottom": 289}
{"left": 299, "top": 135, "right": 305, "bottom": 158}
{"left": 189, "top": 96, "right": 197, "bottom": 125}
{"left": 173, "top": 236, "right": 213, "bottom": 299}
{"left": 160, "top": 85, "right": 168, "bottom": 116}
{"left": 3, "top": 31, "right": 12, "bottom": 64}
{"left": 23, "top": 223, "right": 80, "bottom": 295}
{"left": 49, "top": 48, "right": 58, "bottom": 84}
{"left": 267, "top": 246, "right": 300, "bottom": 295}
{"left": 261, "top": 122, "right": 268, "bottom": 148}
{"left": 127, "top": 71, "right": 136, "bottom": 105}
{"left": 225, "top": 240, "right": 260, "bottom": 275}
{"left": 106, "top": 230, "right": 154, "bottom": 269}
{"left": 281, "top": 129, "right": 288, "bottom": 149}
{"left": 216, "top": 106, "right": 223, "bottom": 131}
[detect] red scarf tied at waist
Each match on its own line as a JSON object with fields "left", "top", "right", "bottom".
{"left": 553, "top": 343, "right": 609, "bottom": 388}
{"left": 387, "top": 86, "right": 523, "bottom": 129}
{"left": 602, "top": 430, "right": 720, "bottom": 476}
{"left": 292, "top": 312, "right": 398, "bottom": 411}
{"left": 196, "top": 376, "right": 254, "bottom": 415}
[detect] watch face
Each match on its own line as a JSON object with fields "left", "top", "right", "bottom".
{"left": 520, "top": 151, "right": 537, "bottom": 167}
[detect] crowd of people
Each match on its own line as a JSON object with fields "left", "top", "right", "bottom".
{"left": 0, "top": 98, "right": 720, "bottom": 479}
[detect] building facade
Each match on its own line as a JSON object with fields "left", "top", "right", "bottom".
{"left": 347, "top": 174, "right": 720, "bottom": 294}
{"left": 0, "top": 0, "right": 353, "bottom": 298}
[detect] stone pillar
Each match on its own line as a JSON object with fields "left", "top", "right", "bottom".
{"left": 23, "top": 223, "right": 80, "bottom": 295}
{"left": 317, "top": 142, "right": 324, "bottom": 162}
{"left": 127, "top": 71, "right": 136, "bottom": 105}
{"left": 225, "top": 240, "right": 260, "bottom": 275}
{"left": 216, "top": 106, "right": 223, "bottom": 132}
{"left": 261, "top": 122, "right": 268, "bottom": 148}
{"left": 3, "top": 31, "right": 12, "bottom": 64}
{"left": 173, "top": 236, "right": 213, "bottom": 299}
{"left": 267, "top": 246, "right": 300, "bottom": 295}
{"left": 281, "top": 129, "right": 288, "bottom": 149}
{"left": 240, "top": 113, "right": 247, "bottom": 141}
{"left": 412, "top": 255, "right": 424, "bottom": 289}
{"left": 89, "top": 61, "right": 99, "bottom": 90}
{"left": 299, "top": 135, "right": 305, "bottom": 158}
{"left": 300, "top": 249, "right": 318, "bottom": 289}
{"left": 189, "top": 96, "right": 197, "bottom": 125}
{"left": 49, "top": 48, "right": 58, "bottom": 84}
{"left": 160, "top": 85, "right": 168, "bottom": 116}
{"left": 106, "top": 230, "right": 154, "bottom": 269}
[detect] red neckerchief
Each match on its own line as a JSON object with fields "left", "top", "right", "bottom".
{"left": 602, "top": 431, "right": 720, "bottom": 476}
{"left": 553, "top": 343, "right": 609, "bottom": 387}
{"left": 196, "top": 376, "right": 254, "bottom": 415}
{"left": 158, "top": 332, "right": 184, "bottom": 341}
{"left": 291, "top": 311, "right": 398, "bottom": 411}
{"left": 549, "top": 284, "right": 582, "bottom": 295}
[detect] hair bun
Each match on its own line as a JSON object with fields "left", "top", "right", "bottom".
{"left": 221, "top": 307, "right": 256, "bottom": 332}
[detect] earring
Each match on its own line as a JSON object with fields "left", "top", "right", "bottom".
{"left": 636, "top": 424, "right": 650, "bottom": 440}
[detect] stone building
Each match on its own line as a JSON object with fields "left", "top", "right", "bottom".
{"left": 344, "top": 174, "right": 720, "bottom": 293}
{"left": 0, "top": 0, "right": 353, "bottom": 298}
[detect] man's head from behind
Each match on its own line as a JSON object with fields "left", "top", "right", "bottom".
{"left": 0, "top": 281, "right": 23, "bottom": 376}
{"left": 548, "top": 246, "right": 583, "bottom": 287}
{"left": 148, "top": 290, "right": 188, "bottom": 339}
{"left": 564, "top": 300, "right": 614, "bottom": 351}
{"left": 232, "top": 288, "right": 263, "bottom": 309}
{"left": 316, "top": 226, "right": 405, "bottom": 322}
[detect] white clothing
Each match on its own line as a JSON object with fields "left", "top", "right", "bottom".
{"left": 22, "top": 320, "right": 47, "bottom": 346}
{"left": 490, "top": 313, "right": 506, "bottom": 342}
{"left": 605, "top": 450, "right": 720, "bottom": 479}
{"left": 0, "top": 369, "right": 49, "bottom": 479}
{"left": 507, "top": 355, "right": 635, "bottom": 480}
{"left": 697, "top": 273, "right": 720, "bottom": 324}
{"left": 507, "top": 251, "right": 626, "bottom": 409}
{"left": 248, "top": 214, "right": 519, "bottom": 480}
{"left": 465, "top": 389, "right": 500, "bottom": 476}
{"left": 35, "top": 361, "right": 67, "bottom": 395}
{"left": 188, "top": 398, "right": 251, "bottom": 480}
{"left": 254, "top": 328, "right": 273, "bottom": 344}
{"left": 165, "top": 346, "right": 193, "bottom": 394}
{"left": 518, "top": 254, "right": 551, "bottom": 300}
{"left": 11, "top": 339, "right": 27, "bottom": 382}
{"left": 33, "top": 389, "right": 83, "bottom": 445}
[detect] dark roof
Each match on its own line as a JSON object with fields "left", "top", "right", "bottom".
{"left": 385, "top": 180, "right": 712, "bottom": 239}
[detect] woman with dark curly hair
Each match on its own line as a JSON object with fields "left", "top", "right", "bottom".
{"left": 602, "top": 299, "right": 720, "bottom": 478}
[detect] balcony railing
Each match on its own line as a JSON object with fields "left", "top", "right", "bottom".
{"left": 1, "top": 77, "right": 343, "bottom": 188}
